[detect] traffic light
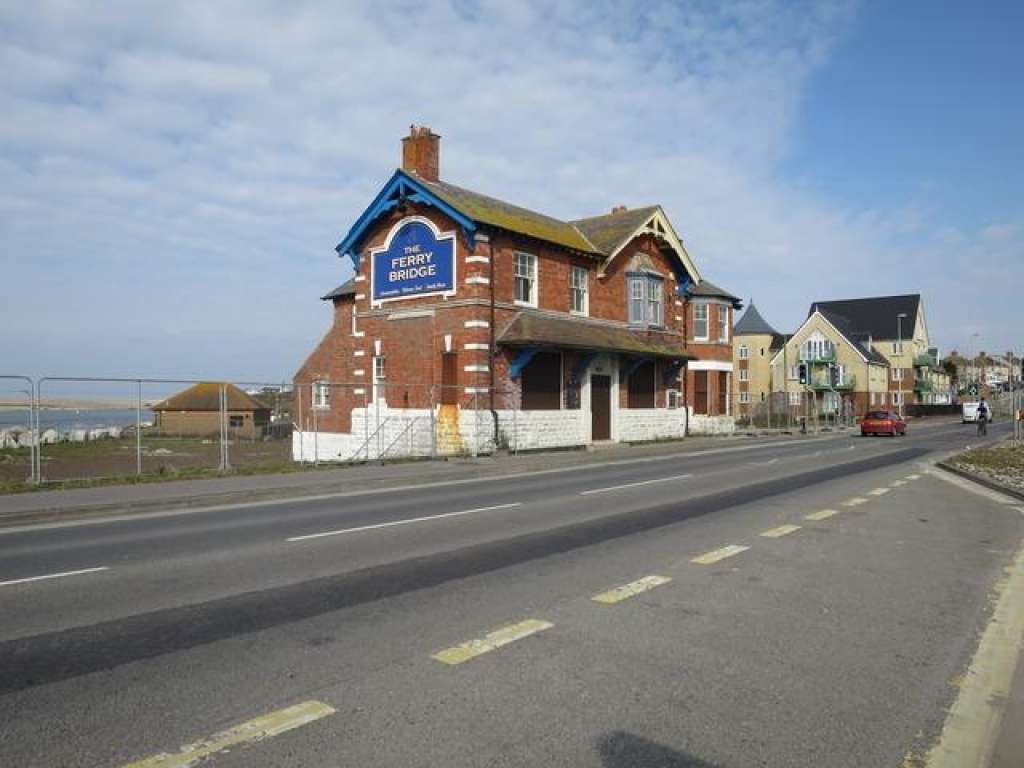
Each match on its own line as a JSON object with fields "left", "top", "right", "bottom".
{"left": 798, "top": 363, "right": 807, "bottom": 384}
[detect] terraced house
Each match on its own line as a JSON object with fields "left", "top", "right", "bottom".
{"left": 293, "top": 126, "right": 740, "bottom": 461}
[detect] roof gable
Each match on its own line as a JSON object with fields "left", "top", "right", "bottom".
{"left": 572, "top": 206, "right": 702, "bottom": 287}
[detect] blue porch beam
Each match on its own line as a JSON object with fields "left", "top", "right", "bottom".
{"left": 509, "top": 347, "right": 541, "bottom": 379}
{"left": 622, "top": 356, "right": 654, "bottom": 378}
{"left": 572, "top": 352, "right": 598, "bottom": 381}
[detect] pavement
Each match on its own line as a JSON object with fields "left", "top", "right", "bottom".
{"left": 0, "top": 418, "right": 1021, "bottom": 767}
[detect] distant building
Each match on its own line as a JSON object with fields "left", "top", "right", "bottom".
{"left": 732, "top": 302, "right": 787, "bottom": 418}
{"left": 151, "top": 383, "right": 270, "bottom": 439}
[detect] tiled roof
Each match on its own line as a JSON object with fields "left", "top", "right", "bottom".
{"left": 322, "top": 279, "right": 356, "bottom": 301}
{"left": 734, "top": 303, "right": 778, "bottom": 335}
{"left": 497, "top": 312, "right": 695, "bottom": 360}
{"left": 818, "top": 310, "right": 890, "bottom": 365}
{"left": 809, "top": 294, "right": 921, "bottom": 340}
{"left": 152, "top": 383, "right": 270, "bottom": 412}
{"left": 420, "top": 178, "right": 602, "bottom": 255}
{"left": 571, "top": 206, "right": 660, "bottom": 255}
{"left": 688, "top": 279, "right": 743, "bottom": 307}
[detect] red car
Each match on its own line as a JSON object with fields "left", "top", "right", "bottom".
{"left": 860, "top": 410, "right": 907, "bottom": 437}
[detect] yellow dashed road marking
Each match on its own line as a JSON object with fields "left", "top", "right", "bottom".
{"left": 843, "top": 497, "right": 869, "bottom": 507}
{"left": 906, "top": 474, "right": 922, "bottom": 480}
{"left": 868, "top": 487, "right": 890, "bottom": 496}
{"left": 122, "top": 700, "right": 336, "bottom": 768}
{"left": 760, "top": 524, "right": 801, "bottom": 538}
{"left": 592, "top": 575, "right": 671, "bottom": 604}
{"left": 805, "top": 509, "right": 840, "bottom": 521}
{"left": 432, "top": 619, "right": 553, "bottom": 665}
{"left": 691, "top": 544, "right": 750, "bottom": 565}
{"left": 890, "top": 479, "right": 907, "bottom": 487}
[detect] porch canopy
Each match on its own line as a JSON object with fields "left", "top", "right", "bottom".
{"left": 497, "top": 312, "right": 696, "bottom": 362}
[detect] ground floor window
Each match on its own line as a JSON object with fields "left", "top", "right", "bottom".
{"left": 740, "top": 392, "right": 750, "bottom": 403}
{"left": 789, "top": 391, "right": 801, "bottom": 407}
{"left": 229, "top": 414, "right": 244, "bottom": 428}
{"left": 522, "top": 351, "right": 562, "bottom": 410}
{"left": 627, "top": 361, "right": 656, "bottom": 408}
{"left": 313, "top": 381, "right": 330, "bottom": 409}
{"left": 666, "top": 389, "right": 680, "bottom": 409}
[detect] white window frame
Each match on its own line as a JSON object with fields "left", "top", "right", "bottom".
{"left": 372, "top": 355, "right": 385, "bottom": 402}
{"left": 789, "top": 391, "right": 801, "bottom": 406}
{"left": 739, "top": 368, "right": 750, "bottom": 381}
{"left": 628, "top": 276, "right": 645, "bottom": 324}
{"left": 646, "top": 278, "right": 663, "bottom": 327}
{"left": 739, "top": 391, "right": 750, "bottom": 404}
{"left": 666, "top": 389, "right": 680, "bottom": 410}
{"left": 892, "top": 342, "right": 904, "bottom": 355}
{"left": 628, "top": 274, "right": 664, "bottom": 328}
{"left": 788, "top": 364, "right": 800, "bottom": 380}
{"left": 717, "top": 305, "right": 729, "bottom": 343}
{"left": 313, "top": 381, "right": 330, "bottom": 409}
{"left": 513, "top": 251, "right": 537, "bottom": 307}
{"left": 693, "top": 303, "right": 709, "bottom": 341}
{"left": 738, "top": 345, "right": 749, "bottom": 360}
{"left": 892, "top": 367, "right": 904, "bottom": 382}
{"left": 570, "top": 265, "right": 588, "bottom": 315}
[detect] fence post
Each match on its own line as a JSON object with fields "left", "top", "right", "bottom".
{"left": 312, "top": 384, "right": 319, "bottom": 466}
{"left": 136, "top": 379, "right": 143, "bottom": 475}
{"left": 429, "top": 385, "right": 437, "bottom": 459}
{"left": 297, "top": 382, "right": 304, "bottom": 464}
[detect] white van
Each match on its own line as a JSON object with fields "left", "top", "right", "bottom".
{"left": 962, "top": 401, "right": 993, "bottom": 423}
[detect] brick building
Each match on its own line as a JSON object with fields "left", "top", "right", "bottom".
{"left": 293, "top": 127, "right": 740, "bottom": 461}
{"left": 152, "top": 382, "right": 270, "bottom": 439}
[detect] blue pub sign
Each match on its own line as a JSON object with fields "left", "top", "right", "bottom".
{"left": 370, "top": 217, "right": 457, "bottom": 304}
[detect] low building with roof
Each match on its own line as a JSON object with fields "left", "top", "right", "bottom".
{"left": 292, "top": 126, "right": 741, "bottom": 461}
{"left": 151, "top": 383, "right": 271, "bottom": 439}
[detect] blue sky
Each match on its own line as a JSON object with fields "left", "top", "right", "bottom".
{"left": 0, "top": 0, "right": 1020, "bottom": 383}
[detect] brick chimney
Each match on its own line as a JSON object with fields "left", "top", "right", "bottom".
{"left": 401, "top": 125, "right": 440, "bottom": 182}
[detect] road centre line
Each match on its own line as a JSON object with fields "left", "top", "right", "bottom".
{"left": 760, "top": 524, "right": 801, "bottom": 538}
{"left": 906, "top": 474, "right": 922, "bottom": 480}
{"left": 843, "top": 497, "right": 869, "bottom": 507}
{"left": 0, "top": 566, "right": 109, "bottom": 588}
{"left": 890, "top": 479, "right": 907, "bottom": 487}
{"left": 868, "top": 487, "right": 890, "bottom": 496}
{"left": 122, "top": 700, "right": 335, "bottom": 768}
{"left": 287, "top": 503, "right": 522, "bottom": 542}
{"left": 580, "top": 474, "right": 692, "bottom": 495}
{"left": 432, "top": 619, "right": 553, "bottom": 665}
{"left": 592, "top": 575, "right": 671, "bottom": 604}
{"left": 691, "top": 544, "right": 750, "bottom": 565}
{"left": 805, "top": 509, "right": 840, "bottom": 521}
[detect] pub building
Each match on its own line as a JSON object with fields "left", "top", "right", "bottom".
{"left": 293, "top": 126, "right": 741, "bottom": 461}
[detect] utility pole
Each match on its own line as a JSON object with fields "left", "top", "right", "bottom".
{"left": 897, "top": 312, "right": 908, "bottom": 419}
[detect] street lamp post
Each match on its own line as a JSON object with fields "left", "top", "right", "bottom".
{"left": 897, "top": 312, "right": 908, "bottom": 419}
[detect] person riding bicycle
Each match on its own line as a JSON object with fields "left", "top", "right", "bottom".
{"left": 977, "top": 397, "right": 989, "bottom": 436}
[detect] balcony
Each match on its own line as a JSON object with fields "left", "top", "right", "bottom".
{"left": 914, "top": 354, "right": 936, "bottom": 369}
{"left": 800, "top": 350, "right": 836, "bottom": 364}
{"left": 808, "top": 374, "right": 856, "bottom": 391}
{"left": 914, "top": 379, "right": 933, "bottom": 393}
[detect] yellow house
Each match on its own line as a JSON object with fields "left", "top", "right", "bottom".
{"left": 732, "top": 303, "right": 787, "bottom": 424}
{"left": 810, "top": 294, "right": 951, "bottom": 410}
{"left": 770, "top": 307, "right": 890, "bottom": 420}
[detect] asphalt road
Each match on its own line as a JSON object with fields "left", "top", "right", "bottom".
{"left": 0, "top": 420, "right": 1021, "bottom": 767}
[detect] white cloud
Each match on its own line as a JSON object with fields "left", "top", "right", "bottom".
{"left": 0, "top": 0, "right": 1019, "bottom": 380}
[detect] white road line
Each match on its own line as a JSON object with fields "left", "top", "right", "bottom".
{"left": 805, "top": 509, "right": 840, "bottom": 521}
{"left": 890, "top": 479, "right": 907, "bottom": 487}
{"left": 286, "top": 503, "right": 521, "bottom": 542}
{"left": 0, "top": 566, "right": 109, "bottom": 588}
{"left": 749, "top": 458, "right": 779, "bottom": 466}
{"left": 868, "top": 487, "right": 890, "bottom": 496}
{"left": 122, "top": 700, "right": 336, "bottom": 768}
{"left": 843, "top": 497, "right": 869, "bottom": 507}
{"left": 580, "top": 474, "right": 692, "bottom": 496}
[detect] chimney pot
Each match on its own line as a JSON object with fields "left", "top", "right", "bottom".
{"left": 611, "top": 205, "right": 628, "bottom": 214}
{"left": 401, "top": 125, "right": 441, "bottom": 182}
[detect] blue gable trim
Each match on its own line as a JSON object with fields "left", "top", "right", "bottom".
{"left": 335, "top": 170, "right": 477, "bottom": 267}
